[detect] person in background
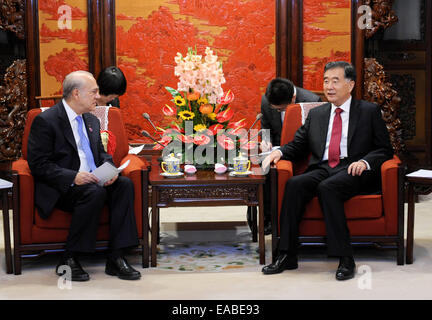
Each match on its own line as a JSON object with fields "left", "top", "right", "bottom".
{"left": 96, "top": 66, "right": 127, "bottom": 107}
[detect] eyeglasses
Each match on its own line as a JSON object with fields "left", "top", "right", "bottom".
{"left": 269, "top": 104, "right": 288, "bottom": 112}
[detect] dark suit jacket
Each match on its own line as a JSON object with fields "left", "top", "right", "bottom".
{"left": 27, "top": 101, "right": 113, "bottom": 219}
{"left": 261, "top": 86, "right": 321, "bottom": 146}
{"left": 279, "top": 99, "right": 394, "bottom": 172}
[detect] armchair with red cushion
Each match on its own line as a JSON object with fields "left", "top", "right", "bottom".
{"left": 11, "top": 107, "right": 150, "bottom": 274}
{"left": 270, "top": 103, "right": 405, "bottom": 265}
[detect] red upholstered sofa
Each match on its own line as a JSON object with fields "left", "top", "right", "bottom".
{"left": 270, "top": 103, "right": 405, "bottom": 265}
{"left": 11, "top": 107, "right": 150, "bottom": 274}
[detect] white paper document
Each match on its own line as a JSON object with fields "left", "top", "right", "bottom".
{"left": 406, "top": 169, "right": 432, "bottom": 179}
{"left": 0, "top": 178, "right": 13, "bottom": 189}
{"left": 92, "top": 160, "right": 130, "bottom": 186}
{"left": 128, "top": 144, "right": 144, "bottom": 155}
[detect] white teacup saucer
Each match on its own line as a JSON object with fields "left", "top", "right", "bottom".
{"left": 160, "top": 172, "right": 184, "bottom": 178}
{"left": 229, "top": 170, "right": 253, "bottom": 177}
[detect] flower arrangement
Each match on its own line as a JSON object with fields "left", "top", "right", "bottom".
{"left": 153, "top": 47, "right": 258, "bottom": 166}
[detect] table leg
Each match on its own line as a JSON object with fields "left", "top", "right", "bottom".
{"left": 258, "top": 184, "right": 265, "bottom": 264}
{"left": 151, "top": 187, "right": 158, "bottom": 267}
{"left": 406, "top": 183, "right": 415, "bottom": 264}
{"left": 2, "top": 190, "right": 13, "bottom": 274}
{"left": 142, "top": 192, "right": 149, "bottom": 268}
{"left": 250, "top": 206, "right": 257, "bottom": 243}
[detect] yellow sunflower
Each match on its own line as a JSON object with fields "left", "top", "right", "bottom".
{"left": 207, "top": 112, "right": 217, "bottom": 120}
{"left": 197, "top": 96, "right": 208, "bottom": 105}
{"left": 178, "top": 110, "right": 195, "bottom": 121}
{"left": 194, "top": 124, "right": 207, "bottom": 132}
{"left": 174, "top": 95, "right": 186, "bottom": 106}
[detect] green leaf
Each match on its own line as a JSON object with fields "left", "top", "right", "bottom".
{"left": 165, "top": 86, "right": 180, "bottom": 97}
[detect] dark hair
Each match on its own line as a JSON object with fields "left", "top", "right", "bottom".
{"left": 265, "top": 78, "right": 295, "bottom": 105}
{"left": 324, "top": 61, "right": 356, "bottom": 81}
{"left": 97, "top": 66, "right": 127, "bottom": 96}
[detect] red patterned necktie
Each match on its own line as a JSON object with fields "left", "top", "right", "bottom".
{"left": 328, "top": 108, "right": 343, "bottom": 168}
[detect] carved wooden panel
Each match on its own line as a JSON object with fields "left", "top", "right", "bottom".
{"left": 158, "top": 185, "right": 259, "bottom": 206}
{"left": 0, "top": 59, "right": 27, "bottom": 161}
{"left": 363, "top": 58, "right": 404, "bottom": 154}
{"left": 364, "top": 0, "right": 398, "bottom": 39}
{"left": 388, "top": 74, "right": 416, "bottom": 141}
{"left": 0, "top": 0, "right": 25, "bottom": 39}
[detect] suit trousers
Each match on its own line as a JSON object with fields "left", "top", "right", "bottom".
{"left": 56, "top": 176, "right": 139, "bottom": 253}
{"left": 278, "top": 160, "right": 381, "bottom": 257}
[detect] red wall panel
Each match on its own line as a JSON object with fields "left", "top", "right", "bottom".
{"left": 116, "top": 1, "right": 275, "bottom": 141}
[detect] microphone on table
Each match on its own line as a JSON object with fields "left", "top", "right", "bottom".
{"left": 142, "top": 113, "right": 161, "bottom": 136}
{"left": 245, "top": 113, "right": 263, "bottom": 136}
{"left": 141, "top": 130, "right": 166, "bottom": 148}
{"left": 239, "top": 129, "right": 264, "bottom": 149}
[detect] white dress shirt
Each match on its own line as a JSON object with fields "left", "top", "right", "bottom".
{"left": 62, "top": 99, "right": 92, "bottom": 172}
{"left": 280, "top": 87, "right": 296, "bottom": 124}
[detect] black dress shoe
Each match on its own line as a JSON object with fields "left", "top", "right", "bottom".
{"left": 56, "top": 256, "right": 90, "bottom": 282}
{"left": 335, "top": 256, "right": 356, "bottom": 281}
{"left": 105, "top": 257, "right": 141, "bottom": 280}
{"left": 262, "top": 253, "right": 298, "bottom": 275}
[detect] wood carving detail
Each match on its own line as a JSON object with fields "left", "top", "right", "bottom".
{"left": 0, "top": 59, "right": 27, "bottom": 161}
{"left": 388, "top": 74, "right": 416, "bottom": 141}
{"left": 158, "top": 185, "right": 259, "bottom": 204}
{"left": 363, "top": 58, "right": 404, "bottom": 155}
{"left": 0, "top": 0, "right": 25, "bottom": 39}
{"left": 364, "top": 0, "right": 398, "bottom": 39}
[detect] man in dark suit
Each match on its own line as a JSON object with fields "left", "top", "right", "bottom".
{"left": 247, "top": 79, "right": 321, "bottom": 235}
{"left": 27, "top": 71, "right": 141, "bottom": 281}
{"left": 261, "top": 62, "right": 393, "bottom": 280}
{"left": 261, "top": 78, "right": 322, "bottom": 147}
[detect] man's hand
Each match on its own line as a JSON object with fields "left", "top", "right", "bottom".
{"left": 103, "top": 174, "right": 118, "bottom": 187}
{"left": 347, "top": 161, "right": 367, "bottom": 176}
{"left": 262, "top": 150, "right": 282, "bottom": 172}
{"left": 260, "top": 140, "right": 273, "bottom": 153}
{"left": 74, "top": 172, "right": 99, "bottom": 185}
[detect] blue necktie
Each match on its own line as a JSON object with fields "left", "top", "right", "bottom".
{"left": 76, "top": 115, "right": 97, "bottom": 172}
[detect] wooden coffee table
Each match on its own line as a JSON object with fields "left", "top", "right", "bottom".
{"left": 148, "top": 165, "right": 266, "bottom": 267}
